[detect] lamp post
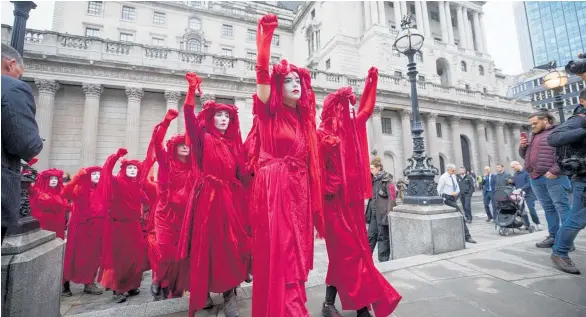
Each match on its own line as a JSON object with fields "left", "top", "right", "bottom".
{"left": 543, "top": 68, "right": 568, "bottom": 123}
{"left": 393, "top": 15, "right": 442, "bottom": 205}
{"left": 9, "top": 1, "right": 37, "bottom": 56}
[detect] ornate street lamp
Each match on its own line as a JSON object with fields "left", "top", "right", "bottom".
{"left": 543, "top": 68, "right": 568, "bottom": 123}
{"left": 393, "top": 15, "right": 441, "bottom": 205}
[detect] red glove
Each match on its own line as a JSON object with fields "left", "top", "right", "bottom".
{"left": 256, "top": 14, "right": 278, "bottom": 84}
{"left": 28, "top": 157, "right": 38, "bottom": 166}
{"left": 116, "top": 148, "right": 128, "bottom": 157}
{"left": 77, "top": 168, "right": 87, "bottom": 177}
{"left": 184, "top": 72, "right": 203, "bottom": 107}
{"left": 164, "top": 109, "right": 179, "bottom": 122}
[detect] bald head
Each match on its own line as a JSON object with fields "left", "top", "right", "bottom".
{"left": 1, "top": 44, "right": 24, "bottom": 79}
{"left": 510, "top": 161, "right": 523, "bottom": 172}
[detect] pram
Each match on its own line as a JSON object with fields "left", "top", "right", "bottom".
{"left": 493, "top": 186, "right": 536, "bottom": 236}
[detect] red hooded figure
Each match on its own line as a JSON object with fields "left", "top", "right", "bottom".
{"left": 29, "top": 168, "right": 69, "bottom": 239}
{"left": 141, "top": 172, "right": 159, "bottom": 283}
{"left": 143, "top": 108, "right": 193, "bottom": 300}
{"left": 317, "top": 68, "right": 402, "bottom": 317}
{"left": 243, "top": 14, "right": 324, "bottom": 317}
{"left": 61, "top": 166, "right": 105, "bottom": 296}
{"left": 177, "top": 73, "right": 250, "bottom": 317}
{"left": 97, "top": 148, "right": 148, "bottom": 303}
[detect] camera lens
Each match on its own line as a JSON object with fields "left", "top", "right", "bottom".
{"left": 565, "top": 58, "right": 586, "bottom": 75}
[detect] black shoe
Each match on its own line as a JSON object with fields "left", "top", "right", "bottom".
{"left": 127, "top": 288, "right": 140, "bottom": 297}
{"left": 466, "top": 237, "right": 477, "bottom": 244}
{"left": 322, "top": 302, "right": 343, "bottom": 317}
{"left": 83, "top": 283, "right": 104, "bottom": 295}
{"left": 222, "top": 289, "right": 240, "bottom": 317}
{"left": 466, "top": 219, "right": 472, "bottom": 224}
{"left": 203, "top": 293, "right": 213, "bottom": 309}
{"left": 551, "top": 255, "right": 581, "bottom": 274}
{"left": 61, "top": 281, "right": 72, "bottom": 297}
{"left": 357, "top": 307, "right": 373, "bottom": 317}
{"left": 113, "top": 292, "right": 127, "bottom": 303}
{"left": 536, "top": 236, "right": 555, "bottom": 248}
{"left": 570, "top": 245, "right": 576, "bottom": 252}
{"left": 486, "top": 218, "right": 492, "bottom": 223}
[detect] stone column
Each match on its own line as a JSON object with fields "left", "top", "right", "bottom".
{"left": 424, "top": 112, "right": 439, "bottom": 165}
{"left": 445, "top": 1, "right": 454, "bottom": 45}
{"left": 400, "top": 109, "right": 413, "bottom": 163}
{"left": 421, "top": 1, "right": 431, "bottom": 38}
{"left": 377, "top": 1, "right": 385, "bottom": 27}
{"left": 438, "top": 1, "right": 449, "bottom": 43}
{"left": 472, "top": 11, "right": 483, "bottom": 52}
{"left": 164, "top": 90, "right": 182, "bottom": 138}
{"left": 512, "top": 123, "right": 522, "bottom": 162}
{"left": 393, "top": 1, "right": 402, "bottom": 30}
{"left": 456, "top": 5, "right": 467, "bottom": 49}
{"left": 125, "top": 87, "right": 144, "bottom": 158}
{"left": 371, "top": 106, "right": 384, "bottom": 154}
{"left": 479, "top": 13, "right": 488, "bottom": 53}
{"left": 364, "top": 2, "right": 372, "bottom": 28}
{"left": 450, "top": 116, "right": 463, "bottom": 168}
{"left": 400, "top": 1, "right": 407, "bottom": 18}
{"left": 370, "top": 0, "right": 379, "bottom": 25}
{"left": 414, "top": 0, "right": 424, "bottom": 33}
{"left": 464, "top": 9, "right": 474, "bottom": 50}
{"left": 80, "top": 84, "right": 103, "bottom": 166}
{"left": 474, "top": 119, "right": 488, "bottom": 169}
{"left": 34, "top": 79, "right": 60, "bottom": 170}
{"left": 494, "top": 121, "right": 507, "bottom": 166}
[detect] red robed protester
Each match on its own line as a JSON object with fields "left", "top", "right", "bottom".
{"left": 61, "top": 166, "right": 105, "bottom": 296}
{"left": 143, "top": 109, "right": 193, "bottom": 300}
{"left": 177, "top": 73, "right": 250, "bottom": 317}
{"left": 317, "top": 68, "right": 402, "bottom": 317}
{"left": 29, "top": 168, "right": 69, "bottom": 240}
{"left": 97, "top": 148, "right": 148, "bottom": 303}
{"left": 141, "top": 174, "right": 160, "bottom": 287}
{"left": 243, "top": 14, "right": 324, "bottom": 317}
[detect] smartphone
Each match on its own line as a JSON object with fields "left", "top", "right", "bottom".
{"left": 520, "top": 132, "right": 527, "bottom": 139}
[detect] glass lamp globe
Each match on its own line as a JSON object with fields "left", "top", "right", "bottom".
{"left": 394, "top": 27, "right": 424, "bottom": 54}
{"left": 543, "top": 70, "right": 568, "bottom": 89}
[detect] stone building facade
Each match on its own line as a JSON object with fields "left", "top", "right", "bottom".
{"left": 2, "top": 1, "right": 532, "bottom": 178}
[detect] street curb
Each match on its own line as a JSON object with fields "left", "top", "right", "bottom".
{"left": 69, "top": 230, "right": 546, "bottom": 317}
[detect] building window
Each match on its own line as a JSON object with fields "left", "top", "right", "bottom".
{"left": 222, "top": 48, "right": 233, "bottom": 57}
{"left": 483, "top": 87, "right": 488, "bottom": 94}
{"left": 121, "top": 6, "right": 136, "bottom": 21}
{"left": 416, "top": 51, "right": 423, "bottom": 62}
{"left": 461, "top": 61, "right": 467, "bottom": 72}
{"left": 271, "top": 56, "right": 280, "bottom": 64}
{"left": 189, "top": 18, "right": 201, "bottom": 30}
{"left": 435, "top": 122, "right": 443, "bottom": 137}
{"left": 465, "top": 84, "right": 470, "bottom": 90}
{"left": 188, "top": 1, "right": 202, "bottom": 8}
{"left": 484, "top": 127, "right": 488, "bottom": 141}
{"left": 153, "top": 12, "right": 166, "bottom": 25}
{"left": 120, "top": 32, "right": 134, "bottom": 42}
{"left": 394, "top": 71, "right": 402, "bottom": 77}
{"left": 311, "top": 9, "right": 315, "bottom": 19}
{"left": 187, "top": 39, "right": 202, "bottom": 52}
{"left": 221, "top": 24, "right": 233, "bottom": 38}
{"left": 247, "top": 29, "right": 255, "bottom": 42}
{"left": 381, "top": 117, "right": 392, "bottom": 134}
{"left": 85, "top": 27, "right": 100, "bottom": 37}
{"left": 272, "top": 34, "right": 280, "bottom": 47}
{"left": 87, "top": 1, "right": 103, "bottom": 15}
{"left": 478, "top": 65, "right": 484, "bottom": 76}
{"left": 430, "top": 11, "right": 439, "bottom": 21}
{"left": 325, "top": 59, "right": 331, "bottom": 69}
{"left": 418, "top": 75, "right": 425, "bottom": 82}
{"left": 152, "top": 38, "right": 165, "bottom": 46}
{"left": 246, "top": 52, "right": 256, "bottom": 60}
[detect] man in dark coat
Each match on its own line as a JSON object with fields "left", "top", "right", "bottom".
{"left": 457, "top": 167, "right": 475, "bottom": 223}
{"left": 366, "top": 157, "right": 395, "bottom": 262}
{"left": 1, "top": 44, "right": 44, "bottom": 242}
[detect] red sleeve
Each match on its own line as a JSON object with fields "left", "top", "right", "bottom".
{"left": 388, "top": 183, "right": 396, "bottom": 201}
{"left": 183, "top": 100, "right": 205, "bottom": 169}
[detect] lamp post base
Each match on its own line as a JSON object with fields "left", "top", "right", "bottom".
{"left": 388, "top": 204, "right": 466, "bottom": 260}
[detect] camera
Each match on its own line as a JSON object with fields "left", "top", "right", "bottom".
{"left": 565, "top": 58, "right": 586, "bottom": 75}
{"left": 560, "top": 155, "right": 586, "bottom": 175}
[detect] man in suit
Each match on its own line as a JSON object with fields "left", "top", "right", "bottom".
{"left": 457, "top": 167, "right": 475, "bottom": 223}
{"left": 1, "top": 44, "right": 44, "bottom": 242}
{"left": 482, "top": 166, "right": 497, "bottom": 222}
{"left": 494, "top": 164, "right": 512, "bottom": 188}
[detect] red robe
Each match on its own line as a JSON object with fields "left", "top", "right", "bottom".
{"left": 97, "top": 153, "right": 148, "bottom": 293}
{"left": 30, "top": 168, "right": 68, "bottom": 240}
{"left": 178, "top": 97, "right": 250, "bottom": 317}
{"left": 62, "top": 166, "right": 104, "bottom": 284}
{"left": 244, "top": 60, "right": 324, "bottom": 317}
{"left": 317, "top": 77, "right": 402, "bottom": 316}
{"left": 142, "top": 178, "right": 159, "bottom": 279}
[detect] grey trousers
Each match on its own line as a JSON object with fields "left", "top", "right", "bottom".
{"left": 368, "top": 220, "right": 390, "bottom": 262}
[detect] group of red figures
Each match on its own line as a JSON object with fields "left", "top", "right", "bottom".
{"left": 28, "top": 15, "right": 402, "bottom": 317}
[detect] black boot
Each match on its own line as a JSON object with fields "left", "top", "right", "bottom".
{"left": 222, "top": 288, "right": 240, "bottom": 317}
{"left": 61, "top": 281, "right": 72, "bottom": 297}
{"left": 357, "top": 307, "right": 373, "bottom": 317}
{"left": 112, "top": 291, "right": 127, "bottom": 303}
{"left": 203, "top": 292, "right": 213, "bottom": 309}
{"left": 83, "top": 283, "right": 103, "bottom": 295}
{"left": 322, "top": 285, "right": 342, "bottom": 317}
{"left": 151, "top": 283, "right": 163, "bottom": 301}
{"left": 127, "top": 288, "right": 140, "bottom": 297}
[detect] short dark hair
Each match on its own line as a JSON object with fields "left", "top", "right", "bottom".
{"left": 528, "top": 110, "right": 556, "bottom": 124}
{"left": 497, "top": 164, "right": 504, "bottom": 168}
{"left": 580, "top": 88, "right": 586, "bottom": 101}
{"left": 1, "top": 44, "right": 24, "bottom": 67}
{"left": 460, "top": 166, "right": 467, "bottom": 171}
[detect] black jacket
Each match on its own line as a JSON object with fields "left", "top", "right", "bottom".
{"left": 548, "top": 106, "right": 586, "bottom": 181}
{"left": 1, "top": 75, "right": 44, "bottom": 230}
{"left": 365, "top": 171, "right": 392, "bottom": 225}
{"left": 457, "top": 174, "right": 475, "bottom": 196}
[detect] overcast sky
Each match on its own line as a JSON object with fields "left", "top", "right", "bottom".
{"left": 1, "top": 0, "right": 524, "bottom": 75}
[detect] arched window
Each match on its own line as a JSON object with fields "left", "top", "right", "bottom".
{"left": 461, "top": 61, "right": 467, "bottom": 72}
{"left": 187, "top": 39, "right": 202, "bottom": 52}
{"left": 478, "top": 65, "right": 484, "bottom": 76}
{"left": 189, "top": 17, "right": 201, "bottom": 30}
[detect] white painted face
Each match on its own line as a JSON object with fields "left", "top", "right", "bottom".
{"left": 125, "top": 165, "right": 138, "bottom": 178}
{"left": 90, "top": 171, "right": 101, "bottom": 184}
{"left": 214, "top": 110, "right": 230, "bottom": 133}
{"left": 283, "top": 72, "right": 301, "bottom": 104}
{"left": 176, "top": 144, "right": 190, "bottom": 157}
{"left": 49, "top": 176, "right": 59, "bottom": 188}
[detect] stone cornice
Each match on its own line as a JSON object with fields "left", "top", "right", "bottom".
{"left": 82, "top": 83, "right": 103, "bottom": 98}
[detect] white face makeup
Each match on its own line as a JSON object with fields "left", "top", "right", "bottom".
{"left": 283, "top": 72, "right": 301, "bottom": 105}
{"left": 90, "top": 171, "right": 101, "bottom": 184}
{"left": 125, "top": 165, "right": 138, "bottom": 178}
{"left": 48, "top": 176, "right": 59, "bottom": 188}
{"left": 176, "top": 144, "right": 190, "bottom": 157}
{"left": 214, "top": 110, "right": 230, "bottom": 133}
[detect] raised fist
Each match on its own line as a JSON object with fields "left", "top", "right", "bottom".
{"left": 77, "top": 168, "right": 87, "bottom": 176}
{"left": 164, "top": 109, "right": 179, "bottom": 122}
{"left": 368, "top": 67, "right": 379, "bottom": 78}
{"left": 116, "top": 148, "right": 128, "bottom": 157}
{"left": 185, "top": 72, "right": 202, "bottom": 87}
{"left": 259, "top": 14, "right": 278, "bottom": 33}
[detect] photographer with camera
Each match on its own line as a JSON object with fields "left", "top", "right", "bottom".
{"left": 547, "top": 86, "right": 586, "bottom": 275}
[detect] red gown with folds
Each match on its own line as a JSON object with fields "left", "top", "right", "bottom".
{"left": 178, "top": 100, "right": 250, "bottom": 317}
{"left": 142, "top": 177, "right": 159, "bottom": 276}
{"left": 29, "top": 168, "right": 68, "bottom": 240}
{"left": 97, "top": 154, "right": 148, "bottom": 293}
{"left": 62, "top": 166, "right": 104, "bottom": 284}
{"left": 317, "top": 84, "right": 402, "bottom": 316}
{"left": 147, "top": 124, "right": 193, "bottom": 297}
{"left": 244, "top": 60, "right": 324, "bottom": 317}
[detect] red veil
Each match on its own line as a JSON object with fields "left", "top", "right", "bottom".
{"left": 30, "top": 168, "right": 68, "bottom": 239}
